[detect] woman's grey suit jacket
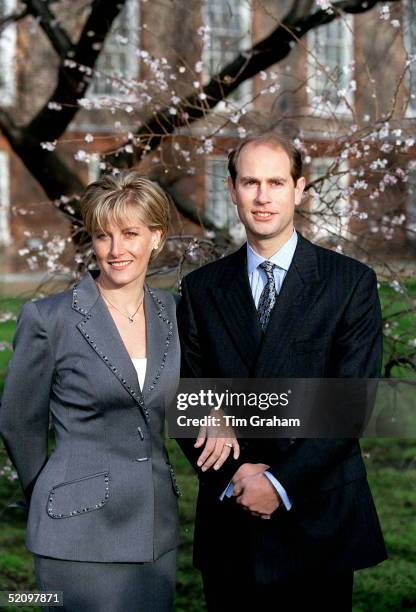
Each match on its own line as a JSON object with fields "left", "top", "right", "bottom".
{"left": 0, "top": 272, "right": 180, "bottom": 562}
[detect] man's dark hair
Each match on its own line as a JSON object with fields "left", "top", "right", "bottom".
{"left": 227, "top": 132, "right": 303, "bottom": 185}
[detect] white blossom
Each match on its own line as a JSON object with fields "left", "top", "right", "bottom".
{"left": 41, "top": 141, "right": 57, "bottom": 152}
{"left": 48, "top": 101, "right": 62, "bottom": 111}
{"left": 230, "top": 112, "right": 241, "bottom": 124}
{"left": 379, "top": 4, "right": 390, "bottom": 20}
{"left": 353, "top": 180, "right": 368, "bottom": 190}
{"left": 78, "top": 98, "right": 93, "bottom": 109}
{"left": 316, "top": 0, "right": 332, "bottom": 9}
{"left": 115, "top": 34, "right": 128, "bottom": 45}
{"left": 74, "top": 150, "right": 89, "bottom": 162}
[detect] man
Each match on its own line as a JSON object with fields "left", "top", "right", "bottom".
{"left": 177, "top": 133, "right": 387, "bottom": 611}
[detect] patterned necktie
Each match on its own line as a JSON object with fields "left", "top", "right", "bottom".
{"left": 257, "top": 261, "right": 277, "bottom": 332}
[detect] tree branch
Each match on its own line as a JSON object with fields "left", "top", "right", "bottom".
{"left": 163, "top": 181, "right": 217, "bottom": 230}
{"left": 0, "top": 1, "right": 127, "bottom": 208}
{"left": 0, "top": 7, "right": 28, "bottom": 32}
{"left": 23, "top": 0, "right": 73, "bottom": 57}
{"left": 104, "top": 0, "right": 402, "bottom": 166}
{"left": 0, "top": 108, "right": 19, "bottom": 142}
{"left": 25, "top": 0, "right": 128, "bottom": 141}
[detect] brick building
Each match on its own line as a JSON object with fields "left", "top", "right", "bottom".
{"left": 0, "top": 0, "right": 415, "bottom": 277}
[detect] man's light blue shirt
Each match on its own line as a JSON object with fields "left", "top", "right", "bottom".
{"left": 220, "top": 230, "right": 298, "bottom": 511}
{"left": 247, "top": 229, "right": 298, "bottom": 307}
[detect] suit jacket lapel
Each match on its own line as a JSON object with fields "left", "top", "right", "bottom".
{"left": 211, "top": 245, "right": 263, "bottom": 371}
{"left": 74, "top": 274, "right": 146, "bottom": 415}
{"left": 141, "top": 286, "right": 174, "bottom": 403}
{"left": 72, "top": 273, "right": 173, "bottom": 421}
{"left": 254, "top": 234, "right": 321, "bottom": 377}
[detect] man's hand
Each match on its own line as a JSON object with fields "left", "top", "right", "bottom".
{"left": 232, "top": 462, "right": 269, "bottom": 482}
{"left": 232, "top": 463, "right": 280, "bottom": 518}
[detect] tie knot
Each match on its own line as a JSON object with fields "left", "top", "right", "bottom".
{"left": 259, "top": 260, "right": 276, "bottom": 277}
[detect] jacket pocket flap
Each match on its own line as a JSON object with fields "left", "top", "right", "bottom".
{"left": 47, "top": 471, "right": 110, "bottom": 519}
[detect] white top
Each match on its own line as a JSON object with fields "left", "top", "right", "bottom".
{"left": 131, "top": 358, "right": 147, "bottom": 391}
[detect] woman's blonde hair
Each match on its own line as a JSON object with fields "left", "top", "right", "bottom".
{"left": 80, "top": 170, "right": 171, "bottom": 259}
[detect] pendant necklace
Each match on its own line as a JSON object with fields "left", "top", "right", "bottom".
{"left": 99, "top": 288, "right": 144, "bottom": 323}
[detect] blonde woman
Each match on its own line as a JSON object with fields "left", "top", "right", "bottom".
{"left": 0, "top": 171, "right": 227, "bottom": 611}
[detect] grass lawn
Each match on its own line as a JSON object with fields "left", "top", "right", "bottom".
{"left": 0, "top": 285, "right": 415, "bottom": 610}
{"left": 1, "top": 439, "right": 415, "bottom": 611}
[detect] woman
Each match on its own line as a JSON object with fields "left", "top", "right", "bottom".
{"left": 0, "top": 171, "right": 237, "bottom": 611}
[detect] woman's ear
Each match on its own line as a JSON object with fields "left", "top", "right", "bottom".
{"left": 152, "top": 229, "right": 163, "bottom": 250}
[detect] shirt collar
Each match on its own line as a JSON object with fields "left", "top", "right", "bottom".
{"left": 246, "top": 230, "right": 298, "bottom": 275}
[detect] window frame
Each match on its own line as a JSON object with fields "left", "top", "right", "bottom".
{"left": 201, "top": 0, "right": 252, "bottom": 110}
{"left": 0, "top": 150, "right": 11, "bottom": 247}
{"left": 308, "top": 156, "right": 350, "bottom": 241}
{"left": 88, "top": 0, "right": 140, "bottom": 100}
{"left": 0, "top": 0, "right": 17, "bottom": 107}
{"left": 404, "top": 0, "right": 416, "bottom": 117}
{"left": 306, "top": 12, "right": 354, "bottom": 118}
{"left": 205, "top": 155, "right": 240, "bottom": 230}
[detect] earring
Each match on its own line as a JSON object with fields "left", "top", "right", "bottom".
{"left": 153, "top": 243, "right": 159, "bottom": 250}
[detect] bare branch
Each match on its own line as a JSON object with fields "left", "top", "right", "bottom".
{"left": 0, "top": 108, "right": 19, "bottom": 140}
{"left": 0, "top": 7, "right": 28, "bottom": 32}
{"left": 26, "top": 0, "right": 128, "bottom": 142}
{"left": 23, "top": 0, "right": 73, "bottom": 57}
{"left": 104, "top": 0, "right": 402, "bottom": 165}
{"left": 286, "top": 0, "right": 316, "bottom": 21}
{"left": 0, "top": 0, "right": 128, "bottom": 209}
{"left": 164, "top": 182, "right": 218, "bottom": 230}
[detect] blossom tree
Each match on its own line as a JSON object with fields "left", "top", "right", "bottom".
{"left": 0, "top": 0, "right": 414, "bottom": 375}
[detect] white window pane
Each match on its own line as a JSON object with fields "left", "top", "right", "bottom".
{"left": 0, "top": 151, "right": 11, "bottom": 246}
{"left": 307, "top": 9, "right": 354, "bottom": 114}
{"left": 405, "top": 0, "right": 416, "bottom": 115}
{"left": 407, "top": 164, "right": 416, "bottom": 235}
{"left": 0, "top": 0, "right": 17, "bottom": 106}
{"left": 89, "top": 0, "right": 139, "bottom": 97}
{"left": 205, "top": 157, "right": 240, "bottom": 229}
{"left": 202, "top": 0, "right": 252, "bottom": 105}
{"left": 309, "top": 157, "right": 349, "bottom": 240}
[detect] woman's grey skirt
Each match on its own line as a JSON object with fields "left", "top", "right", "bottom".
{"left": 34, "top": 548, "right": 177, "bottom": 612}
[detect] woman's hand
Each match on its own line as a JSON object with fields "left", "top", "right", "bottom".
{"left": 195, "top": 409, "right": 240, "bottom": 471}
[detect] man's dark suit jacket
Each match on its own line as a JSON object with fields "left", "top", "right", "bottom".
{"left": 177, "top": 233, "right": 387, "bottom": 584}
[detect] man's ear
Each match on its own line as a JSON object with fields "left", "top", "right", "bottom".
{"left": 228, "top": 176, "right": 237, "bottom": 205}
{"left": 294, "top": 177, "right": 306, "bottom": 207}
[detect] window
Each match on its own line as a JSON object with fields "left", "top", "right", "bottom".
{"left": 404, "top": 0, "right": 416, "bottom": 116}
{"left": 89, "top": 0, "right": 139, "bottom": 97}
{"left": 0, "top": 0, "right": 17, "bottom": 106}
{"left": 205, "top": 157, "right": 240, "bottom": 229}
{"left": 202, "top": 0, "right": 252, "bottom": 106}
{"left": 0, "top": 151, "right": 11, "bottom": 246}
{"left": 307, "top": 11, "right": 354, "bottom": 115}
{"left": 309, "top": 157, "right": 349, "bottom": 240}
{"left": 88, "top": 153, "right": 102, "bottom": 183}
{"left": 407, "top": 163, "right": 416, "bottom": 237}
